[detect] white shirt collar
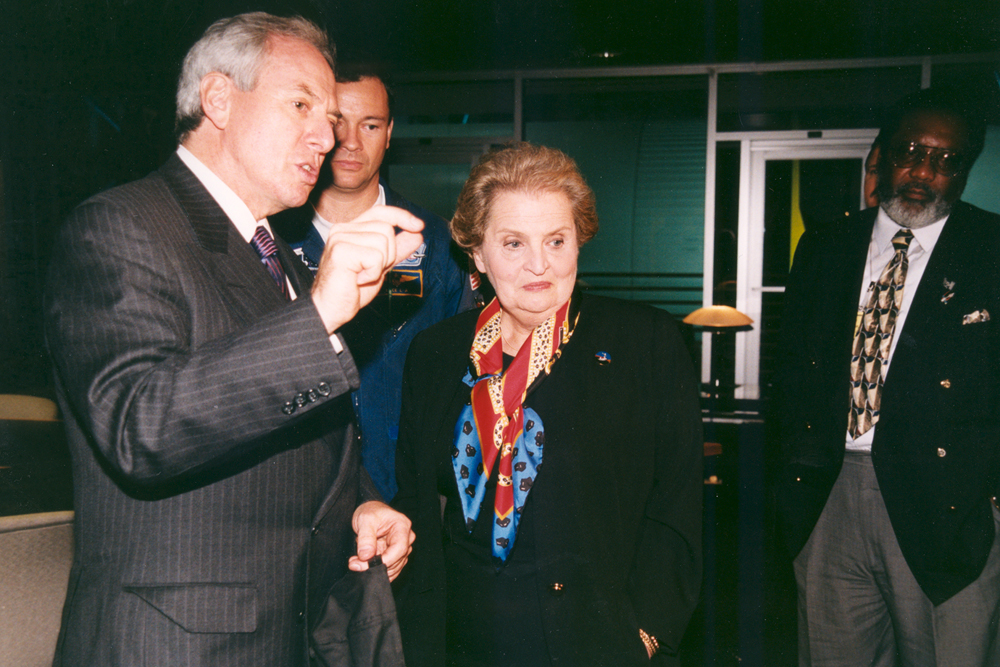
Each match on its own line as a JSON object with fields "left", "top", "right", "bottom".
{"left": 176, "top": 146, "right": 273, "bottom": 242}
{"left": 873, "top": 206, "right": 947, "bottom": 256}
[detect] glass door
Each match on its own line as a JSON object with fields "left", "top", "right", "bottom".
{"left": 734, "top": 135, "right": 875, "bottom": 400}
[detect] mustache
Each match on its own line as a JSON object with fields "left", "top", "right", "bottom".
{"left": 896, "top": 183, "right": 934, "bottom": 200}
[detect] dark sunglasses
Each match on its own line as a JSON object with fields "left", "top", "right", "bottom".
{"left": 886, "top": 142, "right": 967, "bottom": 177}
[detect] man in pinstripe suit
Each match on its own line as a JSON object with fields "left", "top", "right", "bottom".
{"left": 44, "top": 13, "right": 416, "bottom": 666}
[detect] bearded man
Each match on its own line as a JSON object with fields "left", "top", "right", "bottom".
{"left": 775, "top": 87, "right": 1000, "bottom": 666}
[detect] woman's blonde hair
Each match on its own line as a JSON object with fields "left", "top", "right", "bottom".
{"left": 450, "top": 142, "right": 598, "bottom": 252}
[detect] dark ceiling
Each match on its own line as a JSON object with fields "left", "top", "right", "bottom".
{"left": 4, "top": 0, "right": 999, "bottom": 97}
{"left": 1, "top": 0, "right": 998, "bottom": 397}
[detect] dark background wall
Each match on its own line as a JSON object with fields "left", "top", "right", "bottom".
{"left": 2, "top": 0, "right": 999, "bottom": 396}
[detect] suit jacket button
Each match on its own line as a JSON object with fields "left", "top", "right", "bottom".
{"left": 937, "top": 448, "right": 947, "bottom": 457}
{"left": 548, "top": 583, "right": 565, "bottom": 596}
{"left": 940, "top": 379, "right": 952, "bottom": 388}
{"left": 311, "top": 526, "right": 320, "bottom": 536}
{"left": 282, "top": 402, "right": 296, "bottom": 415}
{"left": 317, "top": 382, "right": 332, "bottom": 397}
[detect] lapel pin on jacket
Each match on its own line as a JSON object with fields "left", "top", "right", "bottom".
{"left": 941, "top": 278, "right": 955, "bottom": 303}
{"left": 595, "top": 351, "right": 611, "bottom": 365}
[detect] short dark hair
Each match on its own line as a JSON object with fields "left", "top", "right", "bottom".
{"left": 876, "top": 86, "right": 987, "bottom": 168}
{"left": 335, "top": 62, "right": 394, "bottom": 121}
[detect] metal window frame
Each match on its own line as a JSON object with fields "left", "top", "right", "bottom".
{"left": 394, "top": 52, "right": 999, "bottom": 387}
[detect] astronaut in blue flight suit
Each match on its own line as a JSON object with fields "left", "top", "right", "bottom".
{"left": 272, "top": 68, "right": 478, "bottom": 500}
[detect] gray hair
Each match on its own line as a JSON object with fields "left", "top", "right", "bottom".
{"left": 175, "top": 12, "right": 335, "bottom": 142}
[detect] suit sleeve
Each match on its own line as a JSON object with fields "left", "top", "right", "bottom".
{"left": 45, "top": 197, "right": 361, "bottom": 487}
{"left": 629, "top": 313, "right": 704, "bottom": 661}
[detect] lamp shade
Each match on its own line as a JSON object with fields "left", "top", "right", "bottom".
{"left": 0, "top": 395, "right": 59, "bottom": 422}
{"left": 682, "top": 305, "right": 754, "bottom": 329}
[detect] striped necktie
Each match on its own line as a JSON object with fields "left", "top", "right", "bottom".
{"left": 250, "top": 225, "right": 290, "bottom": 300}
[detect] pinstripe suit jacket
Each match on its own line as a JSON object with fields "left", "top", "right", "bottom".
{"left": 44, "top": 155, "right": 377, "bottom": 666}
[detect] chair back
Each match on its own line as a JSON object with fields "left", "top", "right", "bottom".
{"left": 0, "top": 396, "right": 70, "bottom": 515}
{"left": 0, "top": 511, "right": 74, "bottom": 667}
{"left": 0, "top": 395, "right": 59, "bottom": 422}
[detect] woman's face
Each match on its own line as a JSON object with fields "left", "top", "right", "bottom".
{"left": 473, "top": 190, "right": 579, "bottom": 332}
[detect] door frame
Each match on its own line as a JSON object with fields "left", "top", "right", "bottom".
{"left": 731, "top": 131, "right": 877, "bottom": 399}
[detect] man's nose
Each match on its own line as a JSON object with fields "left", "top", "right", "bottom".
{"left": 336, "top": 123, "right": 360, "bottom": 151}
{"left": 310, "top": 119, "right": 335, "bottom": 154}
{"left": 907, "top": 152, "right": 936, "bottom": 182}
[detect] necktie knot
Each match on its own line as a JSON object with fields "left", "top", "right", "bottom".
{"left": 251, "top": 225, "right": 279, "bottom": 259}
{"left": 891, "top": 229, "right": 914, "bottom": 253}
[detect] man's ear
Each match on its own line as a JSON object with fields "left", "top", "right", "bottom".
{"left": 385, "top": 118, "right": 394, "bottom": 150}
{"left": 200, "top": 72, "right": 233, "bottom": 130}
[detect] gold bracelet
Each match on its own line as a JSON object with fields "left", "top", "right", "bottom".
{"left": 639, "top": 628, "right": 659, "bottom": 657}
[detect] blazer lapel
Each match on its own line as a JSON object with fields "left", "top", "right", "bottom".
{"left": 810, "top": 211, "right": 875, "bottom": 364}
{"left": 894, "top": 201, "right": 976, "bottom": 340}
{"left": 159, "top": 155, "right": 291, "bottom": 319}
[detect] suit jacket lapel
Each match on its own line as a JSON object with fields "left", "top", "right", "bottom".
{"left": 814, "top": 210, "right": 875, "bottom": 365}
{"left": 159, "top": 155, "right": 291, "bottom": 318}
{"left": 891, "top": 201, "right": 975, "bottom": 360}
{"left": 904, "top": 202, "right": 970, "bottom": 323}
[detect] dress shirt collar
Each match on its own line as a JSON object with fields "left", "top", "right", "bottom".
{"left": 873, "top": 206, "right": 947, "bottom": 257}
{"left": 176, "top": 145, "right": 273, "bottom": 243}
{"left": 312, "top": 183, "right": 386, "bottom": 243}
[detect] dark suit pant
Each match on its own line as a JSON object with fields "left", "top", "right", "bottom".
{"left": 793, "top": 452, "right": 1000, "bottom": 667}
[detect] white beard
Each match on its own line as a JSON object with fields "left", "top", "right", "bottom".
{"left": 880, "top": 186, "right": 953, "bottom": 229}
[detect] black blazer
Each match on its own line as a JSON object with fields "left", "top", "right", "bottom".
{"left": 45, "top": 155, "right": 378, "bottom": 666}
{"left": 775, "top": 201, "right": 1000, "bottom": 604}
{"left": 392, "top": 294, "right": 703, "bottom": 666}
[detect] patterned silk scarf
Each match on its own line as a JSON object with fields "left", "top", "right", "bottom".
{"left": 452, "top": 296, "right": 576, "bottom": 565}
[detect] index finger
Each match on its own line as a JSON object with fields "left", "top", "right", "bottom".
{"left": 353, "top": 205, "right": 424, "bottom": 234}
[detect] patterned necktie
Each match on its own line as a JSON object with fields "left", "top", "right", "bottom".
{"left": 250, "top": 225, "right": 290, "bottom": 300}
{"left": 848, "top": 229, "right": 913, "bottom": 438}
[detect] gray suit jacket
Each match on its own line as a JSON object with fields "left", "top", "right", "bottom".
{"left": 44, "top": 155, "right": 377, "bottom": 666}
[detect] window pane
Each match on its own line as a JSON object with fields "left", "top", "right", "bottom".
{"left": 524, "top": 76, "right": 708, "bottom": 317}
